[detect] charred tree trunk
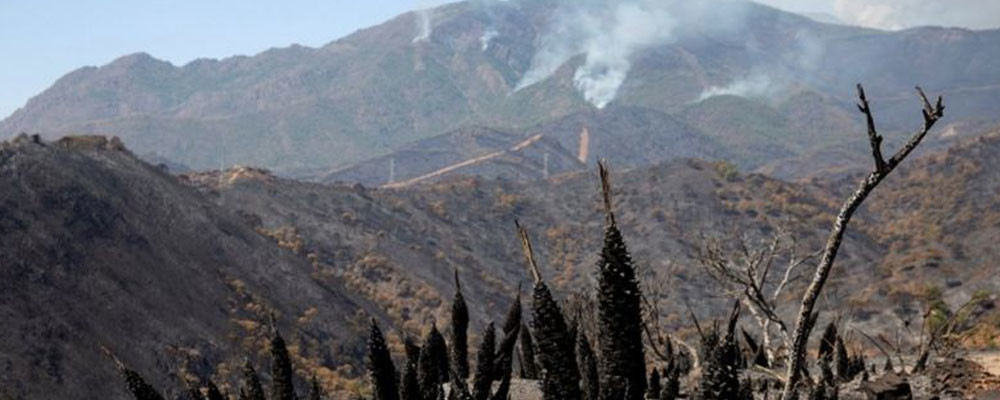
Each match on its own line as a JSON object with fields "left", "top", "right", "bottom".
{"left": 780, "top": 85, "right": 944, "bottom": 398}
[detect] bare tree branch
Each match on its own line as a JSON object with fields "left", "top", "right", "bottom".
{"left": 857, "top": 84, "right": 887, "bottom": 173}
{"left": 780, "top": 85, "right": 944, "bottom": 398}
{"left": 515, "top": 220, "right": 542, "bottom": 283}
{"left": 697, "top": 228, "right": 816, "bottom": 365}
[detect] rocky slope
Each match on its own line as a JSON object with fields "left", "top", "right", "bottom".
{"left": 0, "top": 136, "right": 382, "bottom": 399}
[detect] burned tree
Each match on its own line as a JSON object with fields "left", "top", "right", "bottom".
{"left": 518, "top": 221, "right": 582, "bottom": 400}
{"left": 240, "top": 359, "right": 267, "bottom": 400}
{"left": 400, "top": 337, "right": 421, "bottom": 400}
{"left": 205, "top": 380, "right": 226, "bottom": 400}
{"left": 577, "top": 330, "right": 600, "bottom": 400}
{"left": 368, "top": 319, "right": 400, "bottom": 400}
{"left": 595, "top": 161, "right": 646, "bottom": 400}
{"left": 780, "top": 85, "right": 945, "bottom": 398}
{"left": 103, "top": 347, "right": 165, "bottom": 400}
{"left": 308, "top": 376, "right": 323, "bottom": 400}
{"left": 271, "top": 327, "right": 298, "bottom": 400}
{"left": 471, "top": 323, "right": 496, "bottom": 400}
{"left": 518, "top": 323, "right": 539, "bottom": 380}
{"left": 694, "top": 303, "right": 749, "bottom": 400}
{"left": 418, "top": 325, "right": 448, "bottom": 400}
{"left": 697, "top": 227, "right": 818, "bottom": 366}
{"left": 451, "top": 271, "right": 470, "bottom": 381}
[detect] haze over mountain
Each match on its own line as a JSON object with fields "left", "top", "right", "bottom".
{"left": 3, "top": 0, "right": 999, "bottom": 181}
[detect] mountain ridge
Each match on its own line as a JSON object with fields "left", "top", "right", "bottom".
{"left": 4, "top": 1, "right": 1000, "bottom": 179}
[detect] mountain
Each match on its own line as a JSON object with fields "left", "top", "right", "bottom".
{"left": 0, "top": 135, "right": 382, "bottom": 399}
{"left": 3, "top": 1, "right": 1000, "bottom": 180}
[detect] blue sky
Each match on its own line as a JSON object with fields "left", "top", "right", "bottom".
{"left": 1, "top": 0, "right": 996, "bottom": 120}
{"left": 0, "top": 1, "right": 422, "bottom": 119}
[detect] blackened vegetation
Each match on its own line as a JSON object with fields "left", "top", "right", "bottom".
{"left": 576, "top": 330, "right": 600, "bottom": 400}
{"left": 471, "top": 323, "right": 496, "bottom": 400}
{"left": 518, "top": 323, "right": 538, "bottom": 380}
{"left": 400, "top": 338, "right": 421, "bottom": 400}
{"left": 239, "top": 360, "right": 267, "bottom": 400}
{"left": 417, "top": 325, "right": 447, "bottom": 400}
{"left": 694, "top": 303, "right": 751, "bottom": 400}
{"left": 451, "top": 271, "right": 470, "bottom": 381}
{"left": 111, "top": 86, "right": 952, "bottom": 400}
{"left": 107, "top": 350, "right": 165, "bottom": 400}
{"left": 521, "top": 223, "right": 583, "bottom": 400}
{"left": 270, "top": 328, "right": 298, "bottom": 400}
{"left": 368, "top": 319, "right": 399, "bottom": 400}
{"left": 595, "top": 162, "right": 647, "bottom": 400}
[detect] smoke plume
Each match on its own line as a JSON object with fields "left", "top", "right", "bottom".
{"left": 480, "top": 28, "right": 499, "bottom": 50}
{"left": 515, "top": 0, "right": 749, "bottom": 109}
{"left": 413, "top": 7, "right": 434, "bottom": 43}
{"left": 832, "top": 0, "right": 1000, "bottom": 30}
{"left": 695, "top": 74, "right": 775, "bottom": 103}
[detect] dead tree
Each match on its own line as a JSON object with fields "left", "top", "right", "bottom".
{"left": 639, "top": 263, "right": 701, "bottom": 373}
{"left": 697, "top": 227, "right": 819, "bottom": 366}
{"left": 780, "top": 85, "right": 944, "bottom": 398}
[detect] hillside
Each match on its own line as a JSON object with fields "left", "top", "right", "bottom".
{"left": 3, "top": 1, "right": 999, "bottom": 178}
{"left": 194, "top": 156, "right": 890, "bottom": 339}
{"left": 2, "top": 129, "right": 998, "bottom": 397}
{"left": 0, "top": 136, "right": 382, "bottom": 399}
{"left": 856, "top": 130, "right": 1000, "bottom": 310}
{"left": 196, "top": 130, "right": 1000, "bottom": 352}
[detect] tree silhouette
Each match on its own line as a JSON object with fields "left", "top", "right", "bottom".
{"left": 368, "top": 319, "right": 400, "bottom": 400}
{"left": 595, "top": 162, "right": 646, "bottom": 400}
{"left": 270, "top": 328, "right": 298, "bottom": 400}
